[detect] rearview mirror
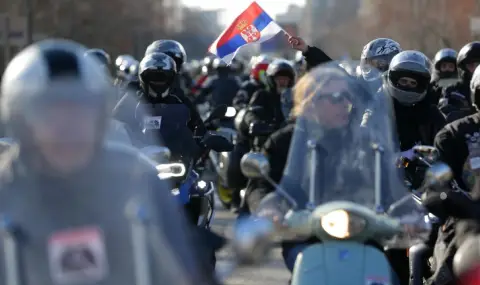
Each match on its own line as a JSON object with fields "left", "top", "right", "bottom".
{"left": 202, "top": 134, "right": 234, "bottom": 152}
{"left": 240, "top": 152, "right": 270, "bottom": 178}
{"left": 204, "top": 105, "right": 228, "bottom": 123}
{"left": 424, "top": 163, "right": 452, "bottom": 188}
{"left": 140, "top": 146, "right": 171, "bottom": 162}
{"left": 225, "top": 106, "right": 237, "bottom": 117}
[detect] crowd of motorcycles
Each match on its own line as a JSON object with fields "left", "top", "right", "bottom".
{"left": 6, "top": 35, "right": 480, "bottom": 285}
{"left": 104, "top": 39, "right": 480, "bottom": 285}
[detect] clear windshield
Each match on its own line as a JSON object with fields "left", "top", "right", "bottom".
{"left": 278, "top": 61, "right": 406, "bottom": 211}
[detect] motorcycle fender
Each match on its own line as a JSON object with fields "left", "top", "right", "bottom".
{"left": 292, "top": 242, "right": 393, "bottom": 285}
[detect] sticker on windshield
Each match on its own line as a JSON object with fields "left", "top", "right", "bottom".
{"left": 143, "top": 116, "right": 162, "bottom": 130}
{"left": 48, "top": 226, "right": 108, "bottom": 284}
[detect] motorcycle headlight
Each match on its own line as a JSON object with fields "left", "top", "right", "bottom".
{"left": 320, "top": 210, "right": 366, "bottom": 239}
{"left": 226, "top": 107, "right": 237, "bottom": 117}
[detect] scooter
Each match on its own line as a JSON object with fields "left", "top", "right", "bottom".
{"left": 230, "top": 149, "right": 445, "bottom": 285}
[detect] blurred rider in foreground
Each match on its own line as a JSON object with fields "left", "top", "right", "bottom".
{"left": 0, "top": 39, "right": 217, "bottom": 285}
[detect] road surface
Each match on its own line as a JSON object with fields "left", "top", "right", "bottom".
{"left": 212, "top": 203, "right": 289, "bottom": 285}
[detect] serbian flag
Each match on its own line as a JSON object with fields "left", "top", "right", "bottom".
{"left": 209, "top": 1, "right": 283, "bottom": 64}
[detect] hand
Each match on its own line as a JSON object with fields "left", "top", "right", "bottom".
{"left": 286, "top": 34, "right": 308, "bottom": 53}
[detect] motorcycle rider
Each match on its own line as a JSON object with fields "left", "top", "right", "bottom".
{"left": 287, "top": 35, "right": 402, "bottom": 87}
{"left": 359, "top": 38, "right": 402, "bottom": 92}
{"left": 194, "top": 58, "right": 241, "bottom": 108}
{"left": 432, "top": 48, "right": 458, "bottom": 89}
{"left": 249, "top": 63, "right": 404, "bottom": 284}
{"left": 238, "top": 59, "right": 296, "bottom": 138}
{"left": 380, "top": 51, "right": 446, "bottom": 187}
{"left": 145, "top": 39, "right": 192, "bottom": 98}
{"left": 0, "top": 39, "right": 218, "bottom": 284}
{"left": 419, "top": 65, "right": 480, "bottom": 285}
{"left": 113, "top": 52, "right": 206, "bottom": 138}
{"left": 434, "top": 65, "right": 480, "bottom": 192}
{"left": 427, "top": 48, "right": 458, "bottom": 106}
{"left": 233, "top": 57, "right": 271, "bottom": 110}
{"left": 191, "top": 56, "right": 216, "bottom": 97}
{"left": 113, "top": 54, "right": 136, "bottom": 87}
{"left": 231, "top": 57, "right": 248, "bottom": 81}
{"left": 440, "top": 42, "right": 480, "bottom": 118}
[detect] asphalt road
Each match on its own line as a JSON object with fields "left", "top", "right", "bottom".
{"left": 211, "top": 200, "right": 289, "bottom": 285}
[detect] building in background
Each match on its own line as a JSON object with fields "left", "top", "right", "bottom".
{"left": 174, "top": 7, "right": 222, "bottom": 59}
{"left": 359, "top": 0, "right": 476, "bottom": 55}
{"left": 302, "top": 0, "right": 360, "bottom": 45}
{"left": 258, "top": 4, "right": 303, "bottom": 57}
{"left": 162, "top": 0, "right": 184, "bottom": 34}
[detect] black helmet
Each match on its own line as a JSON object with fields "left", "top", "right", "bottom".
{"left": 85, "top": 48, "right": 111, "bottom": 67}
{"left": 434, "top": 48, "right": 457, "bottom": 68}
{"left": 145, "top": 40, "right": 187, "bottom": 70}
{"left": 385, "top": 50, "right": 431, "bottom": 106}
{"left": 139, "top": 52, "right": 177, "bottom": 97}
{"left": 266, "top": 59, "right": 296, "bottom": 91}
{"left": 360, "top": 38, "right": 401, "bottom": 81}
{"left": 457, "top": 42, "right": 480, "bottom": 82}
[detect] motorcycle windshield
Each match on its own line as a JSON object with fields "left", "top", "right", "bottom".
{"left": 277, "top": 61, "right": 406, "bottom": 211}
{"left": 137, "top": 103, "right": 200, "bottom": 166}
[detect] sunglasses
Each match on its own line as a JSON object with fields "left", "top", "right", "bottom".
{"left": 314, "top": 91, "right": 352, "bottom": 104}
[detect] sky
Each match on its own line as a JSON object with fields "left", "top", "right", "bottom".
{"left": 181, "top": 0, "right": 305, "bottom": 26}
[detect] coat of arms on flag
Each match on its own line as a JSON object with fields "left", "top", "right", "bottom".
{"left": 209, "top": 1, "right": 284, "bottom": 64}
{"left": 237, "top": 20, "right": 261, "bottom": 43}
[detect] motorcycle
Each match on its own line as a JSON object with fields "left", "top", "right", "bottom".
{"left": 139, "top": 104, "right": 233, "bottom": 228}
{"left": 203, "top": 106, "right": 242, "bottom": 210}
{"left": 229, "top": 63, "right": 434, "bottom": 285}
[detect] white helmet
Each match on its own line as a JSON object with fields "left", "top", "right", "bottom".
{"left": 1, "top": 38, "right": 112, "bottom": 137}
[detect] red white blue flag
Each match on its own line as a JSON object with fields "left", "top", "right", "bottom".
{"left": 209, "top": 1, "right": 283, "bottom": 63}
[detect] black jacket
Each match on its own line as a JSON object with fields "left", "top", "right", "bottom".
{"left": 434, "top": 112, "right": 480, "bottom": 191}
{"left": 302, "top": 46, "right": 333, "bottom": 70}
{"left": 393, "top": 99, "right": 446, "bottom": 151}
{"left": 0, "top": 143, "right": 218, "bottom": 285}
{"left": 242, "top": 89, "right": 286, "bottom": 133}
{"left": 113, "top": 89, "right": 206, "bottom": 139}
{"left": 195, "top": 73, "right": 241, "bottom": 107}
{"left": 233, "top": 79, "right": 264, "bottom": 110}
{"left": 246, "top": 120, "right": 295, "bottom": 212}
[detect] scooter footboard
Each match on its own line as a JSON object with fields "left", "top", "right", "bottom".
{"left": 292, "top": 242, "right": 394, "bottom": 285}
